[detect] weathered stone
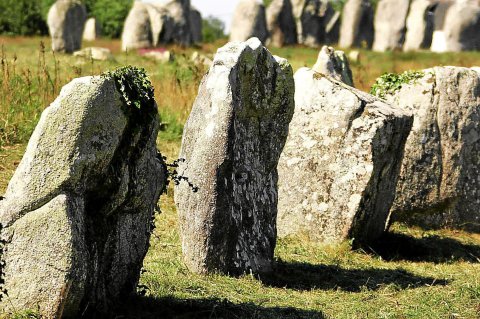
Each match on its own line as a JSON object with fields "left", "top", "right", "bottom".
{"left": 0, "top": 68, "right": 166, "bottom": 316}
{"left": 373, "top": 0, "right": 411, "bottom": 52}
{"left": 430, "top": 1, "right": 454, "bottom": 52}
{"left": 322, "top": 1, "right": 341, "bottom": 44}
{"left": 143, "top": 49, "right": 174, "bottom": 63}
{"left": 291, "top": 0, "right": 324, "bottom": 47}
{"left": 443, "top": 1, "right": 480, "bottom": 52}
{"left": 175, "top": 38, "right": 294, "bottom": 275}
{"left": 339, "top": 0, "right": 374, "bottom": 49}
{"left": 312, "top": 46, "right": 354, "bottom": 87}
{"left": 153, "top": 0, "right": 193, "bottom": 46}
{"left": 146, "top": 3, "right": 174, "bottom": 47}
{"left": 404, "top": 0, "right": 436, "bottom": 51}
{"left": 73, "top": 47, "right": 113, "bottom": 61}
{"left": 47, "top": 0, "right": 87, "bottom": 53}
{"left": 190, "top": 6, "right": 203, "bottom": 43}
{"left": 230, "top": 0, "right": 269, "bottom": 43}
{"left": 83, "top": 17, "right": 101, "bottom": 41}
{"left": 385, "top": 67, "right": 480, "bottom": 231}
{"left": 277, "top": 68, "right": 413, "bottom": 244}
{"left": 266, "top": 0, "right": 297, "bottom": 47}
{"left": 121, "top": 2, "right": 153, "bottom": 51}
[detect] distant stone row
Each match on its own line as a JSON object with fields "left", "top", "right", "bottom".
{"left": 2, "top": 39, "right": 480, "bottom": 316}
{"left": 233, "top": 0, "right": 480, "bottom": 52}
{"left": 47, "top": 0, "right": 201, "bottom": 53}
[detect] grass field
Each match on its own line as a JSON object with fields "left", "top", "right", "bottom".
{"left": 1, "top": 36, "right": 480, "bottom": 318}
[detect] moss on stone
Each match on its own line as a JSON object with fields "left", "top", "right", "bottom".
{"left": 370, "top": 70, "right": 425, "bottom": 98}
{"left": 103, "top": 66, "right": 155, "bottom": 112}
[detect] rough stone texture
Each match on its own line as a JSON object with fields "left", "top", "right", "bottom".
{"left": 0, "top": 72, "right": 166, "bottom": 316}
{"left": 190, "top": 6, "right": 203, "bottom": 43}
{"left": 83, "top": 17, "right": 101, "bottom": 41}
{"left": 230, "top": 0, "right": 269, "bottom": 43}
{"left": 312, "top": 46, "right": 354, "bottom": 87}
{"left": 175, "top": 38, "right": 294, "bottom": 275}
{"left": 73, "top": 47, "right": 113, "bottom": 61}
{"left": 442, "top": 1, "right": 480, "bottom": 52}
{"left": 373, "top": 0, "right": 411, "bottom": 52}
{"left": 266, "top": 0, "right": 297, "bottom": 47}
{"left": 339, "top": 0, "right": 374, "bottom": 49}
{"left": 291, "top": 0, "right": 327, "bottom": 47}
{"left": 386, "top": 67, "right": 480, "bottom": 231}
{"left": 404, "top": 0, "right": 436, "bottom": 51}
{"left": 121, "top": 2, "right": 153, "bottom": 51}
{"left": 277, "top": 68, "right": 413, "bottom": 244}
{"left": 47, "top": 0, "right": 87, "bottom": 53}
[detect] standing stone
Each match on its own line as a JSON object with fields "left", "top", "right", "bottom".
{"left": 443, "top": 1, "right": 480, "bottom": 52}
{"left": 190, "top": 6, "right": 203, "bottom": 43}
{"left": 339, "top": 0, "right": 374, "bottom": 49}
{"left": 385, "top": 67, "right": 480, "bottom": 231}
{"left": 230, "top": 0, "right": 269, "bottom": 43}
{"left": 175, "top": 38, "right": 294, "bottom": 275}
{"left": 266, "top": 0, "right": 297, "bottom": 47}
{"left": 156, "top": 0, "right": 193, "bottom": 46}
{"left": 83, "top": 17, "right": 101, "bottom": 41}
{"left": 430, "top": 0, "right": 454, "bottom": 52}
{"left": 291, "top": 0, "right": 325, "bottom": 47}
{"left": 122, "top": 2, "right": 153, "bottom": 51}
{"left": 47, "top": 0, "right": 87, "bottom": 53}
{"left": 312, "top": 46, "right": 354, "bottom": 87}
{"left": 403, "top": 0, "right": 436, "bottom": 51}
{"left": 0, "top": 68, "right": 166, "bottom": 316}
{"left": 146, "top": 4, "right": 174, "bottom": 47}
{"left": 277, "top": 68, "right": 413, "bottom": 244}
{"left": 322, "top": 1, "right": 341, "bottom": 44}
{"left": 373, "top": 0, "right": 411, "bottom": 52}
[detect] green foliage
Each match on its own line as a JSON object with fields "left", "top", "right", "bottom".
{"left": 89, "top": 0, "right": 133, "bottom": 38}
{"left": 0, "top": 0, "right": 50, "bottom": 35}
{"left": 263, "top": 0, "right": 273, "bottom": 7}
{"left": 370, "top": 70, "right": 425, "bottom": 98}
{"left": 104, "top": 66, "right": 155, "bottom": 111}
{"left": 202, "top": 16, "right": 226, "bottom": 44}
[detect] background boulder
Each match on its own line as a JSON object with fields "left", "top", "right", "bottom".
{"left": 373, "top": 0, "right": 411, "bottom": 52}
{"left": 266, "top": 0, "right": 297, "bottom": 47}
{"left": 230, "top": 0, "right": 269, "bottom": 43}
{"left": 47, "top": 0, "right": 87, "bottom": 53}
{"left": 339, "top": 0, "right": 374, "bottom": 49}
{"left": 121, "top": 2, "right": 153, "bottom": 51}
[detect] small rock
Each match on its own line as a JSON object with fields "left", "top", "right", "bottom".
{"left": 73, "top": 47, "right": 113, "bottom": 61}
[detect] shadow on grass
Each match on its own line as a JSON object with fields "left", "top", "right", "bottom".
{"left": 365, "top": 232, "right": 480, "bottom": 263}
{"left": 114, "top": 295, "right": 327, "bottom": 319}
{"left": 259, "top": 261, "right": 447, "bottom": 292}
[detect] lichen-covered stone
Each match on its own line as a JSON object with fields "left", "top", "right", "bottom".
{"left": 266, "top": 0, "right": 297, "bottom": 47}
{"left": 175, "top": 38, "right": 294, "bottom": 275}
{"left": 385, "top": 67, "right": 480, "bottom": 231}
{"left": 403, "top": 0, "right": 436, "bottom": 51}
{"left": 442, "top": 1, "right": 480, "bottom": 52}
{"left": 339, "top": 0, "right": 374, "bottom": 49}
{"left": 312, "top": 46, "right": 354, "bottom": 87}
{"left": 121, "top": 2, "right": 153, "bottom": 51}
{"left": 0, "top": 69, "right": 166, "bottom": 316}
{"left": 230, "top": 0, "right": 269, "bottom": 43}
{"left": 277, "top": 68, "right": 413, "bottom": 244}
{"left": 47, "top": 0, "right": 87, "bottom": 53}
{"left": 373, "top": 0, "right": 411, "bottom": 52}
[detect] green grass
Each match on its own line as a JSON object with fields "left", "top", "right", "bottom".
{"left": 0, "top": 36, "right": 480, "bottom": 318}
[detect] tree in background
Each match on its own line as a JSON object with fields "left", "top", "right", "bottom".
{"left": 0, "top": 0, "right": 132, "bottom": 38}
{"left": 202, "top": 16, "right": 226, "bottom": 43}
